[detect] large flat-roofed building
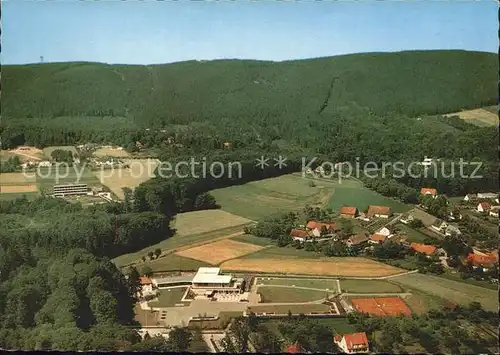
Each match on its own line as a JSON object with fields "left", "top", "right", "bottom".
{"left": 191, "top": 267, "right": 243, "bottom": 296}
{"left": 53, "top": 183, "right": 89, "bottom": 197}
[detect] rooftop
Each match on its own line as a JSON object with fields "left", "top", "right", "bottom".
{"left": 410, "top": 243, "right": 437, "bottom": 256}
{"left": 192, "top": 267, "right": 232, "bottom": 284}
{"left": 366, "top": 205, "right": 392, "bottom": 217}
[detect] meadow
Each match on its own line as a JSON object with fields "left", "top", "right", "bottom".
{"left": 339, "top": 279, "right": 403, "bottom": 293}
{"left": 391, "top": 272, "right": 498, "bottom": 311}
{"left": 396, "top": 224, "right": 430, "bottom": 243}
{"left": 230, "top": 234, "right": 274, "bottom": 247}
{"left": 258, "top": 287, "right": 329, "bottom": 303}
{"left": 256, "top": 277, "right": 338, "bottom": 290}
{"left": 210, "top": 174, "right": 336, "bottom": 220}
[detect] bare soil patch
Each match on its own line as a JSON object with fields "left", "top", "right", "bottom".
{"left": 0, "top": 185, "right": 38, "bottom": 193}
{"left": 220, "top": 257, "right": 402, "bottom": 277}
{"left": 444, "top": 108, "right": 498, "bottom": 126}
{"left": 8, "top": 146, "right": 45, "bottom": 161}
{"left": 175, "top": 239, "right": 264, "bottom": 265}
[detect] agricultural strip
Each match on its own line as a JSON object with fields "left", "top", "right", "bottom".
{"left": 339, "top": 279, "right": 403, "bottom": 293}
{"left": 390, "top": 272, "right": 498, "bottom": 311}
{"left": 221, "top": 257, "right": 403, "bottom": 277}
{"left": 256, "top": 277, "right": 337, "bottom": 290}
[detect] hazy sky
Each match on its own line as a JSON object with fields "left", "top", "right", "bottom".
{"left": 3, "top": 0, "right": 498, "bottom": 65}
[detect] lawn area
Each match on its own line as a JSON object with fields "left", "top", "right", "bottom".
{"left": 327, "top": 181, "right": 411, "bottom": 213}
{"left": 231, "top": 234, "right": 274, "bottom": 247}
{"left": 396, "top": 224, "right": 430, "bottom": 243}
{"left": 256, "top": 277, "right": 337, "bottom": 290}
{"left": 313, "top": 318, "right": 358, "bottom": 334}
{"left": 173, "top": 210, "right": 252, "bottom": 236}
{"left": 248, "top": 304, "right": 331, "bottom": 315}
{"left": 391, "top": 272, "right": 498, "bottom": 311}
{"left": 258, "top": 286, "right": 329, "bottom": 303}
{"left": 339, "top": 279, "right": 403, "bottom": 293}
{"left": 210, "top": 174, "right": 337, "bottom": 220}
{"left": 148, "top": 287, "right": 188, "bottom": 308}
{"left": 135, "top": 253, "right": 211, "bottom": 273}
{"left": 0, "top": 191, "right": 40, "bottom": 201}
{"left": 37, "top": 166, "right": 101, "bottom": 189}
{"left": 403, "top": 289, "right": 447, "bottom": 315}
{"left": 437, "top": 271, "right": 498, "bottom": 291}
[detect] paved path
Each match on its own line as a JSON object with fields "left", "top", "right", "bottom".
{"left": 336, "top": 279, "right": 341, "bottom": 293}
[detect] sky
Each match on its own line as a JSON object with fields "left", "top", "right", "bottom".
{"left": 2, "top": 0, "right": 498, "bottom": 65}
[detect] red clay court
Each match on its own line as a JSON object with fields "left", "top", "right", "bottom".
{"left": 351, "top": 297, "right": 411, "bottom": 317}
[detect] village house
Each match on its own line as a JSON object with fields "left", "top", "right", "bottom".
{"left": 306, "top": 221, "right": 338, "bottom": 238}
{"left": 477, "top": 192, "right": 499, "bottom": 200}
{"left": 399, "top": 213, "right": 414, "bottom": 224}
{"left": 38, "top": 161, "right": 52, "bottom": 167}
{"left": 477, "top": 202, "right": 491, "bottom": 213}
{"left": 376, "top": 227, "right": 393, "bottom": 237}
{"left": 339, "top": 206, "right": 358, "bottom": 218}
{"left": 357, "top": 212, "right": 370, "bottom": 222}
{"left": 139, "top": 276, "right": 155, "bottom": 295}
{"left": 445, "top": 224, "right": 461, "bottom": 237}
{"left": 463, "top": 194, "right": 477, "bottom": 202}
{"left": 466, "top": 253, "right": 498, "bottom": 271}
{"left": 410, "top": 243, "right": 437, "bottom": 258}
{"left": 420, "top": 187, "right": 437, "bottom": 198}
{"left": 366, "top": 205, "right": 392, "bottom": 219}
{"left": 346, "top": 234, "right": 369, "bottom": 247}
{"left": 290, "top": 228, "right": 310, "bottom": 242}
{"left": 284, "top": 343, "right": 302, "bottom": 353}
{"left": 489, "top": 206, "right": 500, "bottom": 217}
{"left": 430, "top": 219, "right": 447, "bottom": 233}
{"left": 369, "top": 234, "right": 387, "bottom": 244}
{"left": 223, "top": 142, "right": 233, "bottom": 149}
{"left": 334, "top": 332, "right": 369, "bottom": 354}
{"left": 447, "top": 210, "right": 463, "bottom": 221}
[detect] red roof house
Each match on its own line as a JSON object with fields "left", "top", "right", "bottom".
{"left": 334, "top": 332, "right": 369, "bottom": 353}
{"left": 290, "top": 228, "right": 309, "bottom": 240}
{"left": 139, "top": 276, "right": 152, "bottom": 285}
{"left": 339, "top": 206, "right": 358, "bottom": 218}
{"left": 467, "top": 253, "right": 498, "bottom": 269}
{"left": 366, "top": 205, "right": 392, "bottom": 218}
{"left": 420, "top": 187, "right": 437, "bottom": 197}
{"left": 477, "top": 202, "right": 491, "bottom": 212}
{"left": 369, "top": 234, "right": 387, "bottom": 244}
{"left": 285, "top": 343, "right": 301, "bottom": 353}
{"left": 410, "top": 243, "right": 437, "bottom": 256}
{"left": 306, "top": 221, "right": 339, "bottom": 237}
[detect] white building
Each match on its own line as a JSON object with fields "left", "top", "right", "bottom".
{"left": 445, "top": 224, "right": 461, "bottom": 237}
{"left": 477, "top": 193, "right": 498, "bottom": 200}
{"left": 489, "top": 206, "right": 500, "bottom": 217}
{"left": 191, "top": 267, "right": 243, "bottom": 296}
{"left": 38, "top": 161, "right": 52, "bottom": 167}
{"left": 477, "top": 202, "right": 491, "bottom": 213}
{"left": 376, "top": 227, "right": 392, "bottom": 237}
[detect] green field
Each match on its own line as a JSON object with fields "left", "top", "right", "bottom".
{"left": 339, "top": 279, "right": 403, "bottom": 293}
{"left": 328, "top": 180, "right": 411, "bottom": 213}
{"left": 248, "top": 304, "right": 331, "bottom": 315}
{"left": 210, "top": 174, "right": 336, "bottom": 220}
{"left": 42, "top": 145, "right": 79, "bottom": 160}
{"left": 135, "top": 253, "right": 210, "bottom": 273}
{"left": 391, "top": 272, "right": 498, "bottom": 311}
{"left": 395, "top": 224, "right": 430, "bottom": 243}
{"left": 148, "top": 287, "right": 188, "bottom": 308}
{"left": 256, "top": 277, "right": 337, "bottom": 290}
{"left": 437, "top": 272, "right": 498, "bottom": 291}
{"left": 403, "top": 289, "right": 447, "bottom": 314}
{"left": 0, "top": 191, "right": 40, "bottom": 201}
{"left": 231, "top": 234, "right": 274, "bottom": 247}
{"left": 36, "top": 166, "right": 101, "bottom": 189}
{"left": 258, "top": 286, "right": 330, "bottom": 303}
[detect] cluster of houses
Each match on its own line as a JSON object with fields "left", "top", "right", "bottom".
{"left": 21, "top": 160, "right": 53, "bottom": 169}
{"left": 463, "top": 192, "right": 499, "bottom": 217}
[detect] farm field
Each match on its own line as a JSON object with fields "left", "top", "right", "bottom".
{"left": 148, "top": 287, "right": 188, "bottom": 308}
{"left": 239, "top": 246, "right": 324, "bottom": 260}
{"left": 172, "top": 210, "right": 252, "bottom": 236}
{"left": 0, "top": 172, "right": 37, "bottom": 185}
{"left": 258, "top": 286, "right": 329, "bottom": 303}
{"left": 221, "top": 256, "right": 403, "bottom": 277}
{"left": 328, "top": 180, "right": 411, "bottom": 213}
{"left": 175, "top": 239, "right": 265, "bottom": 265}
{"left": 210, "top": 174, "right": 337, "bottom": 220}
{"left": 444, "top": 107, "right": 498, "bottom": 127}
{"left": 230, "top": 234, "right": 273, "bottom": 247}
{"left": 247, "top": 304, "right": 331, "bottom": 315}
{"left": 407, "top": 208, "right": 437, "bottom": 226}
{"left": 256, "top": 277, "right": 337, "bottom": 290}
{"left": 94, "top": 158, "right": 160, "bottom": 199}
{"left": 0, "top": 191, "right": 39, "bottom": 201}
{"left": 93, "top": 146, "right": 131, "bottom": 158}
{"left": 42, "top": 145, "right": 78, "bottom": 159}
{"left": 437, "top": 271, "right": 498, "bottom": 290}
{"left": 391, "top": 272, "right": 498, "bottom": 311}
{"left": 6, "top": 146, "right": 45, "bottom": 161}
{"left": 339, "top": 279, "right": 403, "bottom": 293}
{"left": 0, "top": 172, "right": 40, "bottom": 200}
{"left": 0, "top": 185, "right": 38, "bottom": 193}
{"left": 113, "top": 210, "right": 252, "bottom": 267}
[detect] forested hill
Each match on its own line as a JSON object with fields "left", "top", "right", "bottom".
{"left": 3, "top": 50, "right": 496, "bottom": 125}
